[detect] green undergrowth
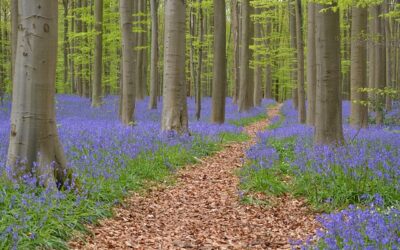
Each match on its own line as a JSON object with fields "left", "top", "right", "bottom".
{"left": 229, "top": 113, "right": 268, "bottom": 127}
{"left": 239, "top": 114, "right": 400, "bottom": 213}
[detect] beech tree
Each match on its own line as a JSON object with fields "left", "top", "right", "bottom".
{"left": 149, "top": 0, "right": 159, "bottom": 110}
{"left": 314, "top": 3, "right": 344, "bottom": 145}
{"left": 350, "top": 5, "right": 368, "bottom": 128}
{"left": 295, "top": 0, "right": 306, "bottom": 123}
{"left": 120, "top": 0, "right": 135, "bottom": 125}
{"left": 7, "top": 0, "right": 67, "bottom": 187}
{"left": 238, "top": 0, "right": 252, "bottom": 112}
{"left": 211, "top": 0, "right": 227, "bottom": 124}
{"left": 92, "top": 0, "right": 103, "bottom": 107}
{"left": 306, "top": 2, "right": 316, "bottom": 126}
{"left": 161, "top": 0, "right": 188, "bottom": 133}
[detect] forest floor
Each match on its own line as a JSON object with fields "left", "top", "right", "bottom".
{"left": 70, "top": 105, "right": 318, "bottom": 250}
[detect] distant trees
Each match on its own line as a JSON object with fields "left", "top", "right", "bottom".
{"left": 0, "top": 0, "right": 399, "bottom": 138}
{"left": 7, "top": 0, "right": 67, "bottom": 187}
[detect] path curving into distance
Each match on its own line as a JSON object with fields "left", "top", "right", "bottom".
{"left": 70, "top": 105, "right": 317, "bottom": 250}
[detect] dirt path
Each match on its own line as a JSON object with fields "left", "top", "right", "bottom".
{"left": 70, "top": 105, "right": 317, "bottom": 250}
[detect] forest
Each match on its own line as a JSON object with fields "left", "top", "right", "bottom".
{"left": 0, "top": 0, "right": 399, "bottom": 249}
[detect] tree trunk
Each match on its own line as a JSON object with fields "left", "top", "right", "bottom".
{"left": 314, "top": 3, "right": 344, "bottom": 145}
{"left": 384, "top": 0, "right": 392, "bottom": 111}
{"left": 211, "top": 0, "right": 227, "bottom": 124}
{"left": 253, "top": 8, "right": 262, "bottom": 107}
{"left": 295, "top": 0, "right": 306, "bottom": 123}
{"left": 76, "top": 0, "right": 83, "bottom": 96}
{"left": 82, "top": 0, "right": 90, "bottom": 98}
{"left": 120, "top": 0, "right": 135, "bottom": 125}
{"left": 196, "top": 0, "right": 203, "bottom": 121}
{"left": 149, "top": 0, "right": 159, "bottom": 109}
{"left": 92, "top": 0, "right": 103, "bottom": 107}
{"left": 135, "top": 0, "right": 146, "bottom": 100}
{"left": 289, "top": 0, "right": 298, "bottom": 110}
{"left": 162, "top": 0, "right": 188, "bottom": 133}
{"left": 232, "top": 0, "right": 240, "bottom": 104}
{"left": 350, "top": 6, "right": 368, "bottom": 128}
{"left": 63, "top": 0, "right": 69, "bottom": 88}
{"left": 372, "top": 5, "right": 386, "bottom": 125}
{"left": 7, "top": 0, "right": 68, "bottom": 188}
{"left": 306, "top": 2, "right": 316, "bottom": 126}
{"left": 238, "top": 0, "right": 251, "bottom": 112}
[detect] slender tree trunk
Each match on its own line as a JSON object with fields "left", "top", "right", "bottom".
{"left": 384, "top": 0, "right": 392, "bottom": 111}
{"left": 232, "top": 0, "right": 240, "bottom": 104}
{"left": 63, "top": 0, "right": 69, "bottom": 88}
{"left": 238, "top": 0, "right": 251, "bottom": 112}
{"left": 7, "top": 0, "right": 68, "bottom": 188}
{"left": 372, "top": 5, "right": 386, "bottom": 125}
{"left": 295, "top": 0, "right": 306, "bottom": 123}
{"left": 92, "top": 0, "right": 103, "bottom": 107}
{"left": 189, "top": 6, "right": 196, "bottom": 100}
{"left": 314, "top": 3, "right": 344, "bottom": 145}
{"left": 70, "top": 0, "right": 76, "bottom": 94}
{"left": 253, "top": 8, "right": 262, "bottom": 107}
{"left": 289, "top": 0, "right": 298, "bottom": 110}
{"left": 350, "top": 6, "right": 368, "bottom": 128}
{"left": 162, "top": 0, "right": 188, "bottom": 133}
{"left": 76, "top": 0, "right": 83, "bottom": 96}
{"left": 120, "top": 0, "right": 135, "bottom": 125}
{"left": 306, "top": 2, "right": 316, "bottom": 126}
{"left": 211, "top": 0, "right": 227, "bottom": 124}
{"left": 135, "top": 0, "right": 145, "bottom": 100}
{"left": 149, "top": 0, "right": 159, "bottom": 109}
{"left": 196, "top": 0, "right": 204, "bottom": 121}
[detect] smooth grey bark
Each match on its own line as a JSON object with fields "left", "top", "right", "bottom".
{"left": 238, "top": 0, "right": 251, "bottom": 112}
{"left": 372, "top": 5, "right": 386, "bottom": 125}
{"left": 314, "top": 3, "right": 344, "bottom": 145}
{"left": 189, "top": 6, "right": 196, "bottom": 99}
{"left": 149, "top": 0, "right": 159, "bottom": 109}
{"left": 136, "top": 0, "right": 146, "bottom": 100}
{"left": 289, "top": 0, "right": 298, "bottom": 110}
{"left": 211, "top": 0, "right": 227, "bottom": 124}
{"left": 82, "top": 0, "right": 90, "bottom": 98}
{"left": 92, "top": 0, "right": 103, "bottom": 107}
{"left": 63, "top": 0, "right": 69, "bottom": 87}
{"left": 306, "top": 2, "right": 316, "bottom": 126}
{"left": 162, "top": 0, "right": 188, "bottom": 133}
{"left": 75, "top": 0, "right": 83, "bottom": 96}
{"left": 253, "top": 8, "right": 262, "bottom": 107}
{"left": 7, "top": 0, "right": 67, "bottom": 188}
{"left": 295, "top": 0, "right": 306, "bottom": 123}
{"left": 350, "top": 6, "right": 368, "bottom": 128}
{"left": 384, "top": 0, "right": 392, "bottom": 111}
{"left": 120, "top": 0, "right": 135, "bottom": 125}
{"left": 232, "top": 0, "right": 240, "bottom": 104}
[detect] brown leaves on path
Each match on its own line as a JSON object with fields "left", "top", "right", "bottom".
{"left": 70, "top": 105, "right": 318, "bottom": 250}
